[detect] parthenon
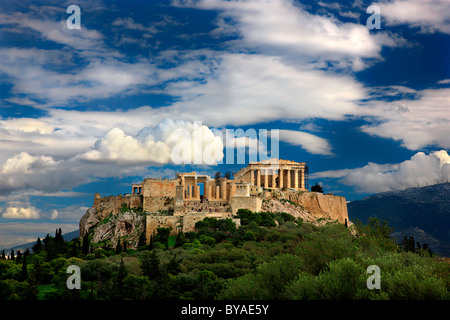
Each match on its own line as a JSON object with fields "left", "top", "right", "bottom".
{"left": 130, "top": 158, "right": 308, "bottom": 204}
{"left": 233, "top": 159, "right": 308, "bottom": 190}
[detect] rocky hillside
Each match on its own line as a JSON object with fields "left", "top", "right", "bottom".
{"left": 348, "top": 183, "right": 450, "bottom": 256}
{"left": 80, "top": 190, "right": 349, "bottom": 250}
{"left": 80, "top": 206, "right": 146, "bottom": 250}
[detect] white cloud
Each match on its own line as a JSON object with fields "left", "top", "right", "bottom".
{"left": 112, "top": 17, "right": 158, "bottom": 34}
{"left": 314, "top": 150, "right": 450, "bottom": 193}
{"left": 176, "top": 0, "right": 401, "bottom": 70}
{"left": 279, "top": 130, "right": 333, "bottom": 155}
{"left": 0, "top": 47, "right": 158, "bottom": 105}
{"left": 165, "top": 53, "right": 367, "bottom": 126}
{"left": 81, "top": 119, "right": 224, "bottom": 166}
{"left": 0, "top": 151, "right": 123, "bottom": 196}
{"left": 376, "top": 0, "right": 450, "bottom": 34}
{"left": 2, "top": 202, "right": 40, "bottom": 219}
{"left": 360, "top": 87, "right": 450, "bottom": 150}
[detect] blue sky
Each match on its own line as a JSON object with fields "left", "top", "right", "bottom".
{"left": 0, "top": 0, "right": 449, "bottom": 249}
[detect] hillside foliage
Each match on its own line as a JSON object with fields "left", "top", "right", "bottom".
{"left": 0, "top": 210, "right": 449, "bottom": 300}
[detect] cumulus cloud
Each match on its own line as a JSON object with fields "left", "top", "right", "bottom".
{"left": 1, "top": 202, "right": 40, "bottom": 219}
{"left": 313, "top": 150, "right": 450, "bottom": 193}
{"left": 0, "top": 151, "right": 121, "bottom": 196}
{"left": 81, "top": 119, "right": 224, "bottom": 165}
{"left": 279, "top": 130, "right": 333, "bottom": 156}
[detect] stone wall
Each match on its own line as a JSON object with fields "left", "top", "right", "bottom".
{"left": 143, "top": 196, "right": 174, "bottom": 213}
{"left": 94, "top": 194, "right": 142, "bottom": 219}
{"left": 145, "top": 213, "right": 240, "bottom": 243}
{"left": 142, "top": 178, "right": 177, "bottom": 197}
{"left": 230, "top": 196, "right": 263, "bottom": 214}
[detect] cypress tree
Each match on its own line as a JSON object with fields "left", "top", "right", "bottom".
{"left": 141, "top": 250, "right": 160, "bottom": 280}
{"left": 33, "top": 237, "right": 43, "bottom": 253}
{"left": 10, "top": 249, "right": 14, "bottom": 262}
{"left": 1, "top": 249, "right": 5, "bottom": 260}
{"left": 116, "top": 239, "right": 122, "bottom": 254}
{"left": 16, "top": 250, "right": 22, "bottom": 264}
{"left": 138, "top": 232, "right": 146, "bottom": 248}
{"left": 32, "top": 258, "right": 42, "bottom": 284}
{"left": 82, "top": 234, "right": 90, "bottom": 255}
{"left": 21, "top": 255, "right": 28, "bottom": 281}
{"left": 115, "top": 258, "right": 128, "bottom": 298}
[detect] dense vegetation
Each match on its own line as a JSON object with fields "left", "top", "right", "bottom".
{"left": 0, "top": 210, "right": 449, "bottom": 300}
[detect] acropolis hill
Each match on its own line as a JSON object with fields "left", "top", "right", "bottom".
{"left": 80, "top": 159, "right": 349, "bottom": 249}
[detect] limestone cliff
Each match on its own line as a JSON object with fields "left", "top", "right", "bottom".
{"left": 80, "top": 190, "right": 349, "bottom": 250}
{"left": 80, "top": 207, "right": 146, "bottom": 250}
{"left": 262, "top": 191, "right": 349, "bottom": 225}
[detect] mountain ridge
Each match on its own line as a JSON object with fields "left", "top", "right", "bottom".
{"left": 1, "top": 229, "right": 79, "bottom": 253}
{"left": 348, "top": 182, "right": 450, "bottom": 256}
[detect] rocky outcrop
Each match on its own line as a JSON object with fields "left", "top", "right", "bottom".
{"left": 266, "top": 190, "right": 349, "bottom": 224}
{"left": 80, "top": 208, "right": 146, "bottom": 250}
{"left": 80, "top": 190, "right": 349, "bottom": 250}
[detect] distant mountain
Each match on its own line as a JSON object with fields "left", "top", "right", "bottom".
{"left": 348, "top": 183, "right": 450, "bottom": 256}
{"left": 2, "top": 229, "right": 79, "bottom": 254}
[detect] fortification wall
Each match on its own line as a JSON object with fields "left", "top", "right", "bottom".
{"left": 230, "top": 196, "right": 262, "bottom": 214}
{"left": 142, "top": 178, "right": 177, "bottom": 197}
{"left": 143, "top": 196, "right": 174, "bottom": 213}
{"left": 94, "top": 194, "right": 142, "bottom": 219}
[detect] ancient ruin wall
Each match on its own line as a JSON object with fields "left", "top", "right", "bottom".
{"left": 230, "top": 196, "right": 262, "bottom": 214}
{"left": 93, "top": 194, "right": 142, "bottom": 219}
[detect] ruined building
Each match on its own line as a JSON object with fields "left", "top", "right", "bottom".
{"left": 81, "top": 159, "right": 348, "bottom": 248}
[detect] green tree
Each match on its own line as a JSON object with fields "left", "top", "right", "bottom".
{"left": 31, "top": 257, "right": 42, "bottom": 284}
{"left": 193, "top": 270, "right": 223, "bottom": 300}
{"left": 82, "top": 234, "right": 90, "bottom": 255}
{"left": 155, "top": 227, "right": 172, "bottom": 249}
{"left": 116, "top": 239, "right": 122, "bottom": 254}
{"left": 138, "top": 232, "right": 146, "bottom": 248}
{"left": 311, "top": 183, "right": 324, "bottom": 193}
{"left": 16, "top": 250, "right": 22, "bottom": 264}
{"left": 32, "top": 237, "right": 43, "bottom": 253}
{"left": 141, "top": 250, "right": 160, "bottom": 280}
{"left": 20, "top": 255, "right": 28, "bottom": 282}
{"left": 114, "top": 258, "right": 128, "bottom": 299}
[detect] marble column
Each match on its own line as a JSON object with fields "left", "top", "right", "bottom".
{"left": 271, "top": 169, "right": 276, "bottom": 188}
{"left": 205, "top": 183, "right": 211, "bottom": 200}
{"left": 256, "top": 169, "right": 261, "bottom": 187}
{"left": 286, "top": 170, "right": 291, "bottom": 189}
{"left": 300, "top": 170, "right": 305, "bottom": 189}
{"left": 294, "top": 170, "right": 298, "bottom": 189}
{"left": 264, "top": 169, "right": 268, "bottom": 188}
{"left": 279, "top": 169, "right": 284, "bottom": 188}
